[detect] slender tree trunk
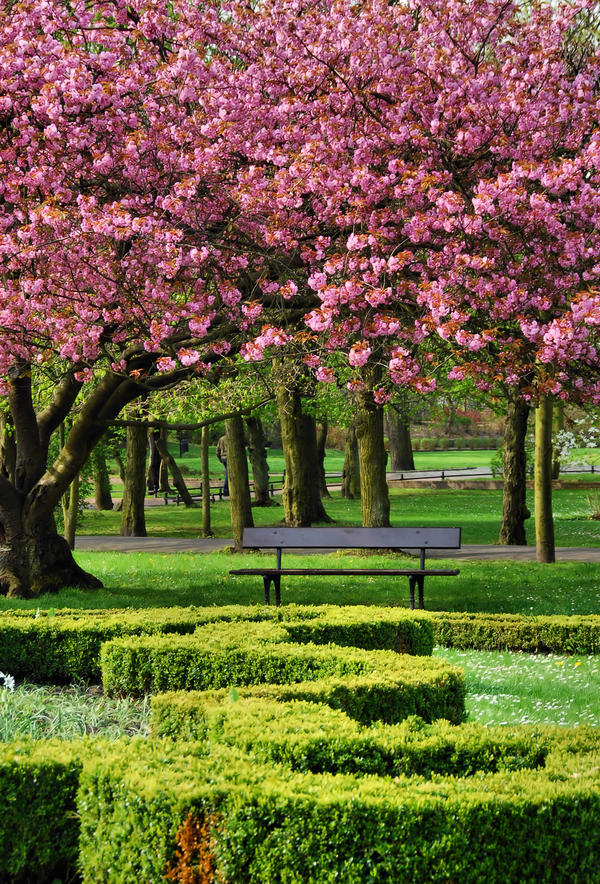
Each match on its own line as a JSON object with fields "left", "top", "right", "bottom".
{"left": 355, "top": 385, "right": 390, "bottom": 528}
{"left": 158, "top": 426, "right": 170, "bottom": 492}
{"left": 246, "top": 416, "right": 272, "bottom": 506}
{"left": 121, "top": 424, "right": 147, "bottom": 537}
{"left": 499, "top": 394, "right": 531, "bottom": 545}
{"left": 316, "top": 418, "right": 331, "bottom": 498}
{"left": 386, "top": 409, "right": 415, "bottom": 471}
{"left": 92, "top": 448, "right": 113, "bottom": 510}
{"left": 226, "top": 414, "right": 253, "bottom": 550}
{"left": 276, "top": 379, "right": 332, "bottom": 526}
{"left": 341, "top": 423, "right": 360, "bottom": 499}
{"left": 155, "top": 435, "right": 195, "bottom": 507}
{"left": 62, "top": 474, "right": 79, "bottom": 550}
{"left": 147, "top": 430, "right": 160, "bottom": 492}
{"left": 535, "top": 396, "right": 555, "bottom": 563}
{"left": 201, "top": 426, "right": 213, "bottom": 537}
{"left": 552, "top": 401, "right": 564, "bottom": 480}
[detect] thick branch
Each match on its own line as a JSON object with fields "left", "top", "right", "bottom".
{"left": 37, "top": 371, "right": 84, "bottom": 446}
{"left": 8, "top": 366, "right": 45, "bottom": 492}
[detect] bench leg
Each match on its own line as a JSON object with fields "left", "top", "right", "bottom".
{"left": 274, "top": 575, "right": 281, "bottom": 607}
{"left": 417, "top": 576, "right": 425, "bottom": 610}
{"left": 408, "top": 575, "right": 416, "bottom": 610}
{"left": 262, "top": 575, "right": 271, "bottom": 605}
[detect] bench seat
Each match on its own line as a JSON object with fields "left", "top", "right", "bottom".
{"left": 230, "top": 527, "right": 461, "bottom": 608}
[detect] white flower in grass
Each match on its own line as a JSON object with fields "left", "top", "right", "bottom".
{"left": 0, "top": 672, "right": 15, "bottom": 691}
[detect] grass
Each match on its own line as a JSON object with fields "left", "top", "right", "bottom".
{"left": 0, "top": 551, "right": 598, "bottom": 617}
{"left": 0, "top": 682, "right": 150, "bottom": 741}
{"left": 78, "top": 485, "right": 600, "bottom": 548}
{"left": 435, "top": 648, "right": 600, "bottom": 727}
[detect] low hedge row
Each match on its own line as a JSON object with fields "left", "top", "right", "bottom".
{"left": 101, "top": 620, "right": 465, "bottom": 724}
{"left": 151, "top": 695, "right": 548, "bottom": 777}
{"left": 427, "top": 611, "right": 600, "bottom": 654}
{"left": 4, "top": 731, "right": 600, "bottom": 883}
{"left": 0, "top": 605, "right": 433, "bottom": 683}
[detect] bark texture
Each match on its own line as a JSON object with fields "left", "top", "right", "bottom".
{"left": 276, "top": 381, "right": 332, "bottom": 526}
{"left": 120, "top": 424, "right": 147, "bottom": 537}
{"left": 355, "top": 388, "right": 390, "bottom": 527}
{"left": 499, "top": 394, "right": 531, "bottom": 545}
{"left": 316, "top": 418, "right": 331, "bottom": 498}
{"left": 535, "top": 396, "right": 556, "bottom": 563}
{"left": 341, "top": 423, "right": 360, "bottom": 499}
{"left": 92, "top": 448, "right": 113, "bottom": 510}
{"left": 386, "top": 410, "right": 415, "bottom": 471}
{"left": 155, "top": 434, "right": 195, "bottom": 507}
{"left": 226, "top": 414, "right": 254, "bottom": 550}
{"left": 246, "top": 416, "right": 272, "bottom": 506}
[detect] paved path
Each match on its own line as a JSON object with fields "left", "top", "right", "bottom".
{"left": 74, "top": 535, "right": 600, "bottom": 562}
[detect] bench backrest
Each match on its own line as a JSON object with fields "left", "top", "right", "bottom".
{"left": 242, "top": 526, "right": 461, "bottom": 549}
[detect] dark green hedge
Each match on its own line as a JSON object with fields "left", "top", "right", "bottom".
{"left": 0, "top": 605, "right": 432, "bottom": 683}
{"left": 427, "top": 611, "right": 600, "bottom": 654}
{"left": 151, "top": 694, "right": 547, "bottom": 777}
{"left": 0, "top": 741, "right": 82, "bottom": 883}
{"left": 101, "top": 620, "right": 465, "bottom": 723}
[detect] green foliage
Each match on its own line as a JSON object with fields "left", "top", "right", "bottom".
{"left": 427, "top": 611, "right": 600, "bottom": 654}
{"left": 100, "top": 619, "right": 465, "bottom": 724}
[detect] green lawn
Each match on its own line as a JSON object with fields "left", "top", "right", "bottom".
{"left": 79, "top": 485, "right": 600, "bottom": 547}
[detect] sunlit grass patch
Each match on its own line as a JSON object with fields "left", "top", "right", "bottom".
{"left": 435, "top": 647, "right": 600, "bottom": 727}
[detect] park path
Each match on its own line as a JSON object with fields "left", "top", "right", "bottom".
{"left": 73, "top": 535, "right": 600, "bottom": 562}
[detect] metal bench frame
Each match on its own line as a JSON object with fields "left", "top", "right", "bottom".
{"left": 230, "top": 526, "right": 461, "bottom": 608}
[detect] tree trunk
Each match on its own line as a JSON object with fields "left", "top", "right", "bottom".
{"left": 552, "top": 401, "right": 564, "bottom": 480}
{"left": 276, "top": 380, "right": 332, "bottom": 526}
{"left": 62, "top": 474, "right": 79, "bottom": 550}
{"left": 0, "top": 413, "right": 16, "bottom": 484}
{"left": 155, "top": 435, "right": 195, "bottom": 507}
{"left": 92, "top": 448, "right": 113, "bottom": 510}
{"left": 386, "top": 409, "right": 415, "bottom": 471}
{"left": 535, "top": 396, "right": 555, "bottom": 563}
{"left": 201, "top": 426, "right": 213, "bottom": 537}
{"left": 246, "top": 416, "right": 272, "bottom": 506}
{"left": 226, "top": 414, "right": 254, "bottom": 551}
{"left": 158, "top": 426, "right": 170, "bottom": 492}
{"left": 341, "top": 423, "right": 360, "bottom": 499}
{"left": 355, "top": 388, "right": 390, "bottom": 528}
{"left": 316, "top": 418, "right": 331, "bottom": 498}
{"left": 121, "top": 424, "right": 147, "bottom": 537}
{"left": 499, "top": 394, "right": 531, "bottom": 545}
{"left": 147, "top": 430, "right": 160, "bottom": 492}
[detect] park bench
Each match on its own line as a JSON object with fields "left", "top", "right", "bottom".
{"left": 229, "top": 526, "right": 461, "bottom": 608}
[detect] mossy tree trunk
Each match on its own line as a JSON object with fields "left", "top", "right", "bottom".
{"left": 355, "top": 374, "right": 390, "bottom": 528}
{"left": 158, "top": 426, "right": 170, "bottom": 493}
{"left": 147, "top": 430, "right": 160, "bottom": 493}
{"left": 535, "top": 396, "right": 555, "bottom": 563}
{"left": 386, "top": 408, "right": 415, "bottom": 471}
{"left": 246, "top": 415, "right": 272, "bottom": 506}
{"left": 92, "top": 447, "right": 113, "bottom": 510}
{"left": 0, "top": 366, "right": 150, "bottom": 597}
{"left": 499, "top": 393, "right": 531, "bottom": 545}
{"left": 62, "top": 474, "right": 79, "bottom": 550}
{"left": 276, "top": 379, "right": 332, "bottom": 526}
{"left": 316, "top": 417, "right": 331, "bottom": 498}
{"left": 341, "top": 423, "right": 360, "bottom": 499}
{"left": 226, "top": 414, "right": 254, "bottom": 550}
{"left": 201, "top": 426, "right": 213, "bottom": 537}
{"left": 155, "top": 434, "right": 195, "bottom": 507}
{"left": 120, "top": 423, "right": 147, "bottom": 537}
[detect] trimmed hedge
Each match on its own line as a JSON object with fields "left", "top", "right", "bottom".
{"left": 4, "top": 732, "right": 595, "bottom": 883}
{"left": 0, "top": 605, "right": 432, "bottom": 683}
{"left": 101, "top": 620, "right": 465, "bottom": 724}
{"left": 427, "top": 611, "right": 600, "bottom": 654}
{"left": 151, "top": 695, "right": 548, "bottom": 777}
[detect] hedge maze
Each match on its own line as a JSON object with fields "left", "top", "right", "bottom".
{"left": 1, "top": 605, "right": 600, "bottom": 882}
